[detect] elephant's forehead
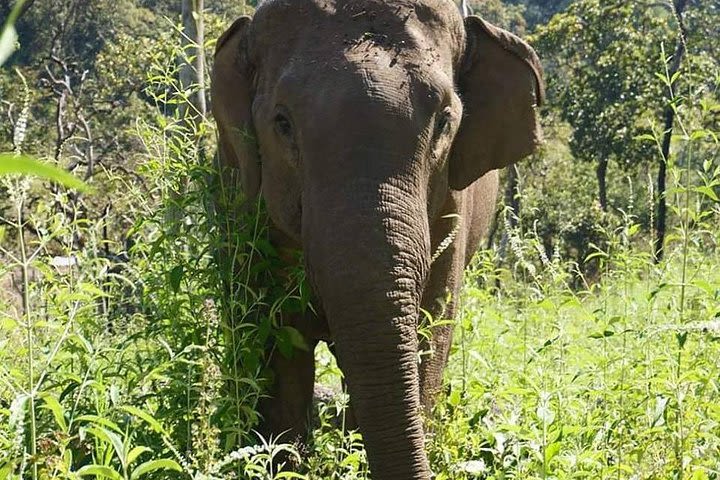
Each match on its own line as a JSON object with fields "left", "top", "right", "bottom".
{"left": 250, "top": 0, "right": 465, "bottom": 73}
{"left": 258, "top": 46, "right": 453, "bottom": 123}
{"left": 344, "top": 53, "right": 414, "bottom": 114}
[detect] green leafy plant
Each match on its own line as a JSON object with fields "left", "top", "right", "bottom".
{"left": 0, "top": 154, "right": 90, "bottom": 191}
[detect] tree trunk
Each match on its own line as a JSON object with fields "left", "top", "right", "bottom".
{"left": 596, "top": 157, "right": 609, "bottom": 212}
{"left": 655, "top": 0, "right": 689, "bottom": 263}
{"left": 180, "top": 0, "right": 206, "bottom": 131}
{"left": 655, "top": 111, "right": 671, "bottom": 262}
{"left": 167, "top": 0, "right": 205, "bottom": 225}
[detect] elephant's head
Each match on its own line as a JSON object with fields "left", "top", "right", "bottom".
{"left": 212, "top": 0, "right": 542, "bottom": 477}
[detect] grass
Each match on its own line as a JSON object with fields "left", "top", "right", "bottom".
{"left": 428, "top": 244, "right": 720, "bottom": 479}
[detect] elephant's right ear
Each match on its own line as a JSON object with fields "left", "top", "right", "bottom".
{"left": 211, "top": 16, "right": 260, "bottom": 201}
{"left": 449, "top": 17, "right": 544, "bottom": 191}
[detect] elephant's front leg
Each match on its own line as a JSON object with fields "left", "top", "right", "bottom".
{"left": 418, "top": 218, "right": 467, "bottom": 412}
{"left": 418, "top": 285, "right": 461, "bottom": 412}
{"left": 257, "top": 331, "right": 317, "bottom": 448}
{"left": 418, "top": 321, "right": 457, "bottom": 412}
{"left": 255, "top": 230, "right": 321, "bottom": 448}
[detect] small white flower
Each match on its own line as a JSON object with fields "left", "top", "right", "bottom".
{"left": 456, "top": 459, "right": 487, "bottom": 474}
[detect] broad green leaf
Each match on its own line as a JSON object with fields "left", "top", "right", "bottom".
{"left": 63, "top": 449, "right": 73, "bottom": 470}
{"left": 670, "top": 70, "right": 682, "bottom": 86}
{"left": 694, "top": 186, "right": 719, "bottom": 202}
{"left": 68, "top": 333, "right": 95, "bottom": 354}
{"left": 127, "top": 446, "right": 151, "bottom": 465}
{"left": 536, "top": 298, "right": 555, "bottom": 311}
{"left": 652, "top": 396, "right": 669, "bottom": 427}
{"left": 78, "top": 282, "right": 110, "bottom": 298}
{"left": 168, "top": 265, "right": 184, "bottom": 293}
{"left": 448, "top": 388, "right": 462, "bottom": 407}
{"left": 690, "top": 130, "right": 712, "bottom": 141}
{"left": 130, "top": 459, "right": 182, "bottom": 479}
{"left": 589, "top": 330, "right": 615, "bottom": 339}
{"left": 634, "top": 133, "right": 657, "bottom": 142}
{"left": 76, "top": 465, "right": 123, "bottom": 480}
{"left": 585, "top": 250, "right": 608, "bottom": 262}
{"left": 677, "top": 331, "right": 688, "bottom": 349}
{"left": 0, "top": 26, "right": 17, "bottom": 67}
{"left": 0, "top": 0, "right": 23, "bottom": 66}
{"left": 275, "top": 473, "right": 308, "bottom": 479}
{"left": 653, "top": 71, "right": 671, "bottom": 87}
{"left": 75, "top": 414, "right": 123, "bottom": 433}
{"left": 85, "top": 426, "right": 126, "bottom": 467}
{"left": 693, "top": 279, "right": 717, "bottom": 297}
{"left": 0, "top": 462, "right": 14, "bottom": 480}
{"left": 280, "top": 326, "right": 309, "bottom": 351}
{"left": 119, "top": 405, "right": 164, "bottom": 433}
{"left": 0, "top": 154, "right": 91, "bottom": 192}
{"left": 690, "top": 468, "right": 709, "bottom": 480}
{"left": 40, "top": 394, "right": 67, "bottom": 432}
{"left": 544, "top": 441, "right": 562, "bottom": 465}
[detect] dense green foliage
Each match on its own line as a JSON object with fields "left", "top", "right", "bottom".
{"left": 535, "top": 2, "right": 668, "bottom": 177}
{"left": 1, "top": 0, "right": 719, "bottom": 479}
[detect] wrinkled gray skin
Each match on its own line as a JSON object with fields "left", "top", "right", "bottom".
{"left": 212, "top": 0, "right": 543, "bottom": 478}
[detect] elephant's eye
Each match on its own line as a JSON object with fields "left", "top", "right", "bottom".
{"left": 274, "top": 113, "right": 293, "bottom": 139}
{"left": 435, "top": 107, "right": 452, "bottom": 136}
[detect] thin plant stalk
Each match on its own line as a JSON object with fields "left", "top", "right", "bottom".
{"left": 661, "top": 11, "right": 691, "bottom": 469}
{"left": 17, "top": 197, "right": 37, "bottom": 480}
{"left": 675, "top": 140, "right": 692, "bottom": 476}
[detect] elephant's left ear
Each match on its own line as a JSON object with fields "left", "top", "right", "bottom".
{"left": 449, "top": 16, "right": 545, "bottom": 191}
{"left": 212, "top": 16, "right": 261, "bottom": 202}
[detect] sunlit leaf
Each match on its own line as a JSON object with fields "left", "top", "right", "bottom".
{"left": 127, "top": 446, "right": 152, "bottom": 466}
{"left": 0, "top": 154, "right": 91, "bottom": 192}
{"left": 545, "top": 441, "right": 562, "bottom": 465}
{"left": 275, "top": 472, "right": 307, "bottom": 479}
{"left": 0, "top": 25, "right": 17, "bottom": 66}
{"left": 694, "top": 186, "right": 719, "bottom": 202}
{"left": 75, "top": 415, "right": 123, "bottom": 433}
{"left": 85, "top": 426, "right": 126, "bottom": 467}
{"left": 589, "top": 330, "right": 615, "bottom": 339}
{"left": 76, "top": 465, "right": 123, "bottom": 480}
{"left": 40, "top": 394, "right": 67, "bottom": 432}
{"left": 119, "top": 405, "right": 164, "bottom": 433}
{"left": 130, "top": 459, "right": 181, "bottom": 479}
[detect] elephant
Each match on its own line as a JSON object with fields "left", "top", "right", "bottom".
{"left": 211, "top": 0, "right": 543, "bottom": 478}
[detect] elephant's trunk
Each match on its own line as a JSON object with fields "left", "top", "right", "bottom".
{"left": 303, "top": 172, "right": 432, "bottom": 479}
